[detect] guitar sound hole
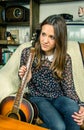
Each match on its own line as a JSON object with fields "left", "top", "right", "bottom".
{"left": 8, "top": 113, "right": 19, "bottom": 120}
{"left": 7, "top": 110, "right": 26, "bottom": 122}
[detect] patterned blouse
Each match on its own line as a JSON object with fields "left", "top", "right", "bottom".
{"left": 20, "top": 47, "right": 82, "bottom": 105}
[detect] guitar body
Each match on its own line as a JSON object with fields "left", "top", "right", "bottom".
{"left": 0, "top": 96, "right": 36, "bottom": 123}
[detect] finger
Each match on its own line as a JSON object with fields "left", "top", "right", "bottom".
{"left": 21, "top": 66, "right": 27, "bottom": 72}
{"left": 19, "top": 66, "right": 27, "bottom": 75}
{"left": 77, "top": 122, "right": 83, "bottom": 125}
{"left": 72, "top": 113, "right": 80, "bottom": 118}
{"left": 74, "top": 118, "right": 84, "bottom": 125}
{"left": 72, "top": 114, "right": 84, "bottom": 121}
{"left": 72, "top": 112, "right": 83, "bottom": 117}
{"left": 72, "top": 116, "right": 80, "bottom": 121}
{"left": 72, "top": 114, "right": 84, "bottom": 126}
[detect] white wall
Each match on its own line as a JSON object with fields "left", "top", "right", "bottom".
{"left": 39, "top": 1, "right": 84, "bottom": 22}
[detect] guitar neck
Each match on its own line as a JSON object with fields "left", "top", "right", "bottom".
{"left": 12, "top": 47, "right": 35, "bottom": 113}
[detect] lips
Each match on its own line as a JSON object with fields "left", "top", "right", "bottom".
{"left": 41, "top": 44, "right": 48, "bottom": 49}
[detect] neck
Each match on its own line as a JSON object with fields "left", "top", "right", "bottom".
{"left": 45, "top": 51, "right": 54, "bottom": 56}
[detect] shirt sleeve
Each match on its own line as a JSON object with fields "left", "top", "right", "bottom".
{"left": 20, "top": 47, "right": 30, "bottom": 67}
{"left": 18, "top": 47, "right": 30, "bottom": 80}
{"left": 61, "top": 54, "right": 82, "bottom": 105}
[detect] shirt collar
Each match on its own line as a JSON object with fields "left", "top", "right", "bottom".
{"left": 42, "top": 54, "right": 54, "bottom": 61}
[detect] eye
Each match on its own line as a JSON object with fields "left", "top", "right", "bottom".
{"left": 50, "top": 35, "right": 55, "bottom": 40}
{"left": 41, "top": 32, "right": 46, "bottom": 37}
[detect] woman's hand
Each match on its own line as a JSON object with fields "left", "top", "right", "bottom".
{"left": 72, "top": 106, "right": 84, "bottom": 126}
{"left": 18, "top": 65, "right": 32, "bottom": 82}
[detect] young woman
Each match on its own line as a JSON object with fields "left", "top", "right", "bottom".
{"left": 18, "top": 15, "right": 84, "bottom": 130}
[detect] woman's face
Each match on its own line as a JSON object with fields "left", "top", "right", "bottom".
{"left": 40, "top": 24, "right": 56, "bottom": 56}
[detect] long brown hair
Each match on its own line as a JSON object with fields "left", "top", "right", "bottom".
{"left": 35, "top": 15, "right": 67, "bottom": 79}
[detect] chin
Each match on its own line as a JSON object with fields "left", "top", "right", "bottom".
{"left": 41, "top": 48, "right": 48, "bottom": 52}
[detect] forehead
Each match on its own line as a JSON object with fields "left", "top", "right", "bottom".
{"left": 41, "top": 24, "right": 54, "bottom": 35}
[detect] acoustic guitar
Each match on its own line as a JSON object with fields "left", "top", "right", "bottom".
{"left": 0, "top": 36, "right": 38, "bottom": 124}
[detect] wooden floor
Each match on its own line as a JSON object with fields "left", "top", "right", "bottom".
{"left": 0, "top": 115, "right": 48, "bottom": 130}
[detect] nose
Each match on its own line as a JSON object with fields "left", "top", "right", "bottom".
{"left": 43, "top": 36, "right": 49, "bottom": 43}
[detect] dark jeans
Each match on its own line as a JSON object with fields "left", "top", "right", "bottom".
{"left": 28, "top": 96, "right": 80, "bottom": 130}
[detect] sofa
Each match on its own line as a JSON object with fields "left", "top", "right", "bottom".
{"left": 0, "top": 41, "right": 84, "bottom": 129}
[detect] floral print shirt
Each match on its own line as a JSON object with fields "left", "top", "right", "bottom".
{"left": 19, "top": 47, "right": 82, "bottom": 104}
